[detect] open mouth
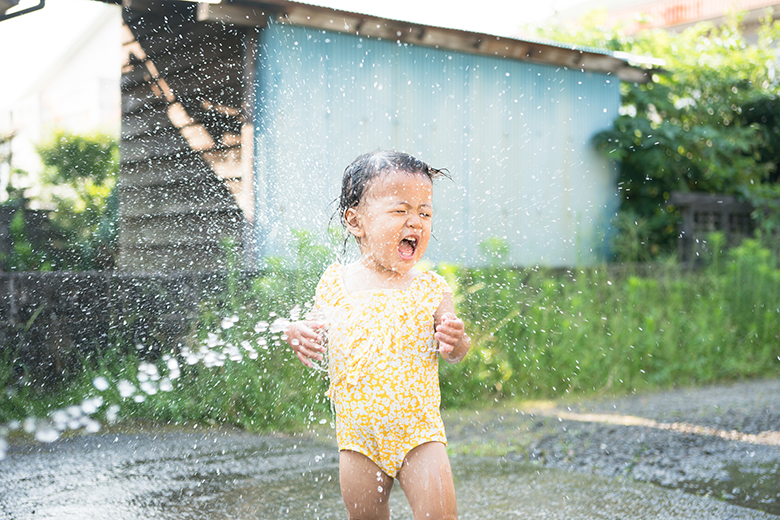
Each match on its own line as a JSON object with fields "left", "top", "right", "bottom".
{"left": 398, "top": 237, "right": 418, "bottom": 260}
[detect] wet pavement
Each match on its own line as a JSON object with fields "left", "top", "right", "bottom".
{"left": 443, "top": 377, "right": 780, "bottom": 517}
{"left": 2, "top": 378, "right": 779, "bottom": 519}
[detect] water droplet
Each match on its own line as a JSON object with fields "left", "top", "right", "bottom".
{"left": 83, "top": 418, "right": 101, "bottom": 434}
{"left": 81, "top": 397, "right": 103, "bottom": 415}
{"left": 270, "top": 318, "right": 289, "bottom": 334}
{"left": 220, "top": 317, "right": 236, "bottom": 329}
{"left": 23, "top": 418, "right": 36, "bottom": 433}
{"left": 35, "top": 427, "right": 59, "bottom": 443}
{"left": 106, "top": 405, "right": 120, "bottom": 423}
{"left": 118, "top": 380, "right": 136, "bottom": 398}
{"left": 255, "top": 321, "right": 269, "bottom": 334}
{"left": 140, "top": 381, "right": 158, "bottom": 395}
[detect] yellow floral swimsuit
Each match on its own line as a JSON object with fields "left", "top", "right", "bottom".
{"left": 315, "top": 263, "right": 450, "bottom": 478}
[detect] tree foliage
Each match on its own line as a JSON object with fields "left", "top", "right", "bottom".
{"left": 533, "top": 10, "right": 780, "bottom": 259}
{"left": 37, "top": 130, "right": 119, "bottom": 269}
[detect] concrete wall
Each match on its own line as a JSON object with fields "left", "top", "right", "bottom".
{"left": 0, "top": 270, "right": 225, "bottom": 386}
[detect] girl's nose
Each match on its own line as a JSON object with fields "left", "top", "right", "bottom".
{"left": 407, "top": 214, "right": 422, "bottom": 229}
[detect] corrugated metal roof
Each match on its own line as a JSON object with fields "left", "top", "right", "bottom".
{"left": 282, "top": 0, "right": 620, "bottom": 56}
{"left": 258, "top": 0, "right": 654, "bottom": 82}
{"left": 115, "top": 0, "right": 655, "bottom": 82}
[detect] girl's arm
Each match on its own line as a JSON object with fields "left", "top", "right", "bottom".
{"left": 433, "top": 292, "right": 470, "bottom": 364}
{"left": 285, "top": 321, "right": 326, "bottom": 368}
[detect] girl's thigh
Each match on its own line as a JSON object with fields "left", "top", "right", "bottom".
{"left": 339, "top": 449, "right": 395, "bottom": 520}
{"left": 397, "top": 442, "right": 458, "bottom": 520}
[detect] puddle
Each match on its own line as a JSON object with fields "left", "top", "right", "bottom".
{"left": 673, "top": 461, "right": 780, "bottom": 516}
{"left": 1, "top": 430, "right": 777, "bottom": 520}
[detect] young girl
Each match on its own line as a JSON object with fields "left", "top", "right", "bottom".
{"left": 286, "top": 150, "right": 470, "bottom": 520}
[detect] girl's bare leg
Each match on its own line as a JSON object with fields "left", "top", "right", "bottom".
{"left": 339, "top": 450, "right": 395, "bottom": 520}
{"left": 397, "top": 442, "right": 458, "bottom": 520}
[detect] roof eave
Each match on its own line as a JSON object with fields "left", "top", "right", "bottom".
{"left": 116, "top": 0, "right": 654, "bottom": 82}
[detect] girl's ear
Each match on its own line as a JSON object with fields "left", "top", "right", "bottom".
{"left": 344, "top": 207, "right": 364, "bottom": 238}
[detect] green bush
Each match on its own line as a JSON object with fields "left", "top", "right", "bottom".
{"left": 532, "top": 12, "right": 780, "bottom": 260}
{"left": 37, "top": 130, "right": 118, "bottom": 270}
{"left": 439, "top": 244, "right": 780, "bottom": 406}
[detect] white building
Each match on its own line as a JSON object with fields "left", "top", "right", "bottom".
{"left": 0, "top": 0, "right": 121, "bottom": 203}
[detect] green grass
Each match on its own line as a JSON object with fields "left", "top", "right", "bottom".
{"left": 439, "top": 237, "right": 780, "bottom": 406}
{"left": 2, "top": 236, "right": 779, "bottom": 435}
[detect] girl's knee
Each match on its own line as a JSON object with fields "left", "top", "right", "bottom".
{"left": 340, "top": 450, "right": 394, "bottom": 520}
{"left": 341, "top": 483, "right": 392, "bottom": 520}
{"left": 408, "top": 493, "right": 458, "bottom": 520}
{"left": 342, "top": 491, "right": 392, "bottom": 520}
{"left": 397, "top": 443, "right": 457, "bottom": 520}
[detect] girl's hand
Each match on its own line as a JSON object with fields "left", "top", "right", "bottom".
{"left": 434, "top": 312, "right": 470, "bottom": 363}
{"left": 285, "top": 321, "right": 326, "bottom": 368}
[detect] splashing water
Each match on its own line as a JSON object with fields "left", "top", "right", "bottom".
{"left": 0, "top": 391, "right": 118, "bottom": 461}
{"left": 0, "top": 301, "right": 331, "bottom": 462}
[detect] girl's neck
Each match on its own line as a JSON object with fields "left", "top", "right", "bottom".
{"left": 341, "top": 257, "right": 420, "bottom": 293}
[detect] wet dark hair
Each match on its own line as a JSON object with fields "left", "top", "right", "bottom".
{"left": 334, "top": 150, "right": 448, "bottom": 254}
{"left": 337, "top": 150, "right": 448, "bottom": 226}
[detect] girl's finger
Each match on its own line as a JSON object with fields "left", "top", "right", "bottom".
{"left": 291, "top": 332, "right": 325, "bottom": 352}
{"left": 438, "top": 342, "right": 454, "bottom": 354}
{"left": 298, "top": 342, "right": 324, "bottom": 360}
{"left": 437, "top": 318, "right": 463, "bottom": 334}
{"left": 302, "top": 338, "right": 326, "bottom": 353}
{"left": 442, "top": 318, "right": 463, "bottom": 331}
{"left": 299, "top": 328, "right": 322, "bottom": 341}
{"left": 435, "top": 329, "right": 457, "bottom": 342}
{"left": 296, "top": 351, "right": 312, "bottom": 367}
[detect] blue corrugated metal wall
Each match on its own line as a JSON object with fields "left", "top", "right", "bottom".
{"left": 254, "top": 20, "right": 620, "bottom": 267}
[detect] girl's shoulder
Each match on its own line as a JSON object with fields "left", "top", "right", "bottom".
{"left": 408, "top": 269, "right": 451, "bottom": 313}
{"left": 411, "top": 268, "right": 450, "bottom": 292}
{"left": 319, "top": 262, "right": 342, "bottom": 283}
{"left": 315, "top": 263, "right": 345, "bottom": 304}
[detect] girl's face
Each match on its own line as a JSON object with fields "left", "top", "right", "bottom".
{"left": 345, "top": 169, "right": 433, "bottom": 275}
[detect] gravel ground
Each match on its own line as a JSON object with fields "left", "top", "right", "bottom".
{"left": 443, "top": 378, "right": 780, "bottom": 516}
